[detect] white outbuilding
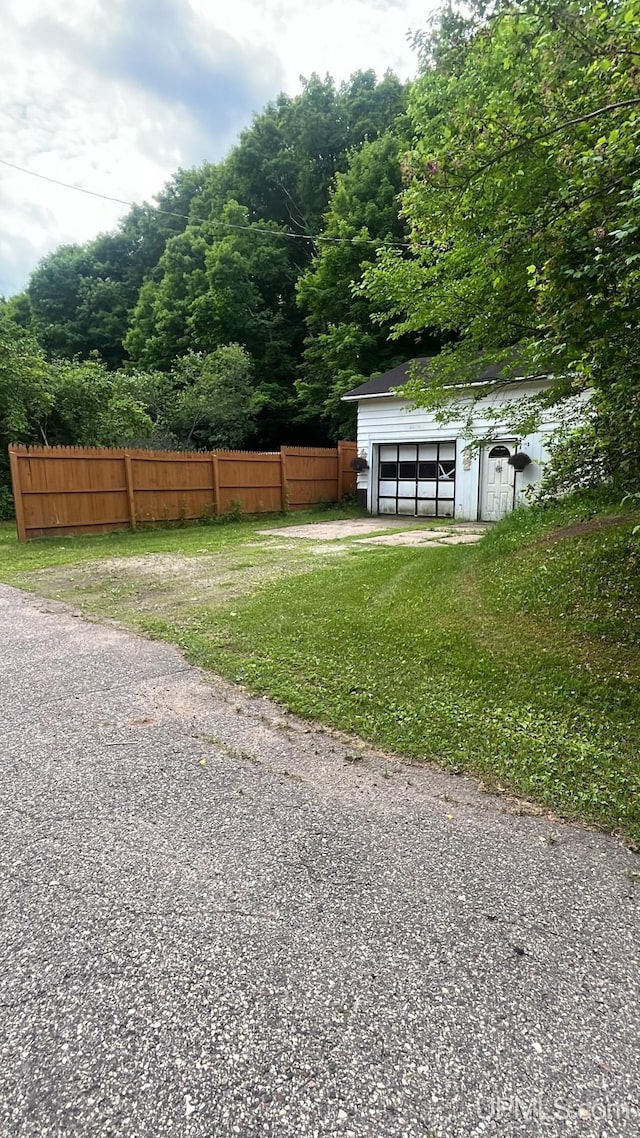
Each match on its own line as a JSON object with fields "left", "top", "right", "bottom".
{"left": 342, "top": 358, "right": 582, "bottom": 522}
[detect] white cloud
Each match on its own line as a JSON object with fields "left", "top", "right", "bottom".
{"left": 215, "top": 0, "right": 426, "bottom": 88}
{"left": 0, "top": 0, "right": 432, "bottom": 296}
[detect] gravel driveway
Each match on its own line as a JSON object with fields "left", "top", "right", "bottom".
{"left": 0, "top": 584, "right": 638, "bottom": 1138}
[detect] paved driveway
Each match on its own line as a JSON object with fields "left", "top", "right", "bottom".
{"left": 0, "top": 584, "right": 638, "bottom": 1138}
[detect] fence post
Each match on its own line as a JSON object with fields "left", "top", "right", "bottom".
{"left": 211, "top": 452, "right": 221, "bottom": 516}
{"left": 280, "top": 447, "right": 289, "bottom": 511}
{"left": 123, "top": 454, "right": 136, "bottom": 529}
{"left": 8, "top": 446, "right": 27, "bottom": 543}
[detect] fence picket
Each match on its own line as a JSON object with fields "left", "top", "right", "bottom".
{"left": 8, "top": 446, "right": 27, "bottom": 543}
{"left": 123, "top": 455, "right": 136, "bottom": 529}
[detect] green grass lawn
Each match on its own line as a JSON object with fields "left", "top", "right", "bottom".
{"left": 0, "top": 501, "right": 363, "bottom": 575}
{"left": 1, "top": 491, "right": 639, "bottom": 844}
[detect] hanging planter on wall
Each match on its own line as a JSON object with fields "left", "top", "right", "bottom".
{"left": 507, "top": 451, "right": 533, "bottom": 472}
{"left": 351, "top": 455, "right": 369, "bottom": 473}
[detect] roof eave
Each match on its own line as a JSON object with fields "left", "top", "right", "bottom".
{"left": 341, "top": 373, "right": 552, "bottom": 402}
{"left": 341, "top": 391, "right": 400, "bottom": 402}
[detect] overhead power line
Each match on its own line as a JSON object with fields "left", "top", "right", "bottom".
{"left": 0, "top": 155, "right": 416, "bottom": 251}
{"left": 0, "top": 157, "right": 133, "bottom": 207}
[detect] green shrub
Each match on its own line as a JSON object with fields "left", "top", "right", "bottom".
{"left": 0, "top": 485, "right": 14, "bottom": 521}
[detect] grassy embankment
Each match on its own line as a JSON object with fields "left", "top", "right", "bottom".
{"left": 1, "top": 491, "right": 638, "bottom": 843}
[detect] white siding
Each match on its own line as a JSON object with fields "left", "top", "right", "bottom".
{"left": 354, "top": 381, "right": 588, "bottom": 520}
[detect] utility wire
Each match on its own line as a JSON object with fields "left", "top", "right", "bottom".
{"left": 0, "top": 157, "right": 134, "bottom": 207}
{"left": 0, "top": 155, "right": 416, "bottom": 250}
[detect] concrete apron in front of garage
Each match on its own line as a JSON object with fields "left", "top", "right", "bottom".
{"left": 259, "top": 518, "right": 490, "bottom": 547}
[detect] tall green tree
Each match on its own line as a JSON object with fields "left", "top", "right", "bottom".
{"left": 190, "top": 202, "right": 300, "bottom": 437}
{"left": 126, "top": 202, "right": 300, "bottom": 443}
{"left": 26, "top": 167, "right": 210, "bottom": 368}
{"left": 226, "top": 71, "right": 407, "bottom": 236}
{"left": 124, "top": 229, "right": 210, "bottom": 371}
{"left": 125, "top": 74, "right": 408, "bottom": 445}
{"left": 363, "top": 0, "right": 640, "bottom": 487}
{"left": 296, "top": 130, "right": 438, "bottom": 436}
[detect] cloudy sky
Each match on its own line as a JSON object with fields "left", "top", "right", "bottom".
{"left": 0, "top": 0, "right": 433, "bottom": 297}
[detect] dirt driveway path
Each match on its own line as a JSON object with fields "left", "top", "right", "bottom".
{"left": 0, "top": 584, "right": 638, "bottom": 1138}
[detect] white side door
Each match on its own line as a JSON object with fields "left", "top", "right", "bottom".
{"left": 480, "top": 443, "right": 515, "bottom": 521}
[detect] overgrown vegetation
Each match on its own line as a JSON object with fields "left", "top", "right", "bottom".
{"left": 1, "top": 492, "right": 638, "bottom": 844}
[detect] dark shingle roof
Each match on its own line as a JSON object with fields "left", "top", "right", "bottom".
{"left": 342, "top": 358, "right": 434, "bottom": 400}
{"left": 341, "top": 356, "right": 526, "bottom": 400}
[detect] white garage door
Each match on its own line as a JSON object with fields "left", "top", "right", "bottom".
{"left": 377, "top": 442, "right": 456, "bottom": 517}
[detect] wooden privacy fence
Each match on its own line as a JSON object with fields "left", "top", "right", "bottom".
{"left": 8, "top": 442, "right": 357, "bottom": 541}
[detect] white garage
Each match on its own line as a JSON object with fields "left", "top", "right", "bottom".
{"left": 342, "top": 358, "right": 585, "bottom": 522}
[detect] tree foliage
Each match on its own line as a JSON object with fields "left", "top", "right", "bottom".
{"left": 0, "top": 309, "right": 155, "bottom": 513}
{"left": 167, "top": 345, "right": 261, "bottom": 451}
{"left": 0, "top": 308, "right": 263, "bottom": 514}
{"left": 0, "top": 310, "right": 52, "bottom": 458}
{"left": 295, "top": 130, "right": 441, "bottom": 436}
{"left": 122, "top": 72, "right": 410, "bottom": 445}
{"left": 24, "top": 167, "right": 211, "bottom": 368}
{"left": 362, "top": 0, "right": 640, "bottom": 487}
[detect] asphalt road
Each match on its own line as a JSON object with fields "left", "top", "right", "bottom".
{"left": 0, "top": 583, "right": 638, "bottom": 1138}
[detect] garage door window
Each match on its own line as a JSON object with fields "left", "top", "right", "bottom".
{"left": 377, "top": 442, "right": 456, "bottom": 517}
